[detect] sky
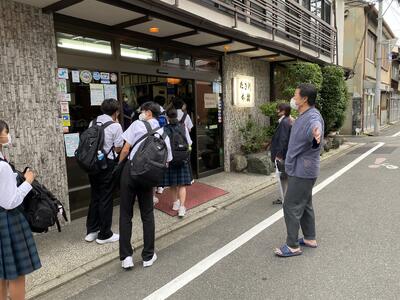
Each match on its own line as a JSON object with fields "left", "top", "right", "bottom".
{"left": 378, "top": 0, "right": 400, "bottom": 43}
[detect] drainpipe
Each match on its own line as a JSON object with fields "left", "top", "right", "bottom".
{"left": 333, "top": 0, "right": 339, "bottom": 65}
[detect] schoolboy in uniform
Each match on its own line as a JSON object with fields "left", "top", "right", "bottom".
{"left": 118, "top": 102, "right": 172, "bottom": 269}
{"left": 85, "top": 99, "right": 124, "bottom": 245}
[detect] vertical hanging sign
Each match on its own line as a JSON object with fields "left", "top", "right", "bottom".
{"left": 233, "top": 75, "right": 255, "bottom": 107}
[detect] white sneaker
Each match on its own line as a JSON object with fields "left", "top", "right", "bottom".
{"left": 153, "top": 196, "right": 159, "bottom": 205}
{"left": 172, "top": 200, "right": 181, "bottom": 211}
{"left": 96, "top": 233, "right": 120, "bottom": 245}
{"left": 178, "top": 206, "right": 186, "bottom": 217}
{"left": 85, "top": 232, "right": 98, "bottom": 242}
{"left": 143, "top": 253, "right": 157, "bottom": 268}
{"left": 156, "top": 187, "right": 164, "bottom": 194}
{"left": 121, "top": 256, "right": 134, "bottom": 269}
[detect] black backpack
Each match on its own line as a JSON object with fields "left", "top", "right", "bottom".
{"left": 0, "top": 159, "right": 68, "bottom": 233}
{"left": 165, "top": 124, "right": 190, "bottom": 167}
{"left": 129, "top": 121, "right": 168, "bottom": 188}
{"left": 75, "top": 118, "right": 114, "bottom": 173}
{"left": 21, "top": 176, "right": 68, "bottom": 233}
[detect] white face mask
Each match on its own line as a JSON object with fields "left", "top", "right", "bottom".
{"left": 0, "top": 133, "right": 11, "bottom": 147}
{"left": 290, "top": 98, "right": 298, "bottom": 111}
{"left": 138, "top": 112, "right": 146, "bottom": 121}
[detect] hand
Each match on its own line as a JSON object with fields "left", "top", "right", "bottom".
{"left": 24, "top": 168, "right": 36, "bottom": 184}
{"left": 312, "top": 127, "right": 321, "bottom": 144}
{"left": 275, "top": 156, "right": 283, "bottom": 161}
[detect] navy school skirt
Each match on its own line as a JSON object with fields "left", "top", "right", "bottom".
{"left": 0, "top": 207, "right": 41, "bottom": 280}
{"left": 161, "top": 162, "right": 193, "bottom": 187}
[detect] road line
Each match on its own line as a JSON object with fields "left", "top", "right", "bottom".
{"left": 391, "top": 131, "right": 400, "bottom": 137}
{"left": 144, "top": 142, "right": 385, "bottom": 300}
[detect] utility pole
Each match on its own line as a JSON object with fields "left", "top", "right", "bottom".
{"left": 374, "top": 0, "right": 383, "bottom": 136}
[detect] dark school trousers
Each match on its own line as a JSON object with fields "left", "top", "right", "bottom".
{"left": 87, "top": 159, "right": 117, "bottom": 240}
{"left": 283, "top": 175, "right": 317, "bottom": 248}
{"left": 119, "top": 162, "right": 155, "bottom": 262}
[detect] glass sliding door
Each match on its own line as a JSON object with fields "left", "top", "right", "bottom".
{"left": 195, "top": 81, "right": 224, "bottom": 176}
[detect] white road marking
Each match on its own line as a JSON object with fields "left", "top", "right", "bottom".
{"left": 391, "top": 131, "right": 400, "bottom": 137}
{"left": 144, "top": 142, "right": 385, "bottom": 300}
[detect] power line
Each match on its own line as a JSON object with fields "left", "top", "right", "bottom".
{"left": 383, "top": 0, "right": 394, "bottom": 15}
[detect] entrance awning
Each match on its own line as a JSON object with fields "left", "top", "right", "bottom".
{"left": 15, "top": 0, "right": 301, "bottom": 63}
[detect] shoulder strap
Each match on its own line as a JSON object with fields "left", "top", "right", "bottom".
{"left": 180, "top": 112, "right": 187, "bottom": 124}
{"left": 101, "top": 121, "right": 114, "bottom": 129}
{"left": 142, "top": 120, "right": 152, "bottom": 133}
{"left": 131, "top": 121, "right": 161, "bottom": 150}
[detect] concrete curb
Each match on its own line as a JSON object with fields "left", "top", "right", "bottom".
{"left": 27, "top": 142, "right": 361, "bottom": 299}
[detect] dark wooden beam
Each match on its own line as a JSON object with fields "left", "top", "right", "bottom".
{"left": 227, "top": 47, "right": 258, "bottom": 55}
{"left": 277, "top": 59, "right": 298, "bottom": 63}
{"left": 251, "top": 54, "right": 280, "bottom": 60}
{"left": 198, "top": 40, "right": 233, "bottom": 48}
{"left": 164, "top": 30, "right": 198, "bottom": 40}
{"left": 113, "top": 15, "right": 152, "bottom": 30}
{"left": 42, "top": 0, "right": 84, "bottom": 13}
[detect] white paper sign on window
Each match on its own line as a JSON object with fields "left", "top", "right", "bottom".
{"left": 233, "top": 75, "right": 255, "bottom": 107}
{"left": 204, "top": 93, "right": 218, "bottom": 109}
{"left": 90, "top": 84, "right": 105, "bottom": 106}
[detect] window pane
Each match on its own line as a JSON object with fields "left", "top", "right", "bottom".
{"left": 162, "top": 51, "right": 192, "bottom": 69}
{"left": 56, "top": 32, "right": 112, "bottom": 55}
{"left": 195, "top": 59, "right": 219, "bottom": 71}
{"left": 120, "top": 44, "right": 157, "bottom": 61}
{"left": 323, "top": 1, "right": 331, "bottom": 23}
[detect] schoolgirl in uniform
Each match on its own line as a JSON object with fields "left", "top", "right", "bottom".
{"left": 161, "top": 108, "right": 193, "bottom": 217}
{"left": 0, "top": 120, "right": 41, "bottom": 300}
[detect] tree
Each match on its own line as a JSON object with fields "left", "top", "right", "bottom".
{"left": 282, "top": 62, "right": 323, "bottom": 99}
{"left": 319, "top": 66, "right": 348, "bottom": 134}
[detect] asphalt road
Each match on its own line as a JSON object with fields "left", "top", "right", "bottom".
{"left": 39, "top": 126, "right": 400, "bottom": 300}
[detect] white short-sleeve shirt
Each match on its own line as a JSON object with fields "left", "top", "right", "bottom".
{"left": 122, "top": 118, "right": 173, "bottom": 162}
{"left": 177, "top": 109, "right": 194, "bottom": 131}
{"left": 90, "top": 114, "right": 124, "bottom": 159}
{"left": 0, "top": 152, "right": 32, "bottom": 210}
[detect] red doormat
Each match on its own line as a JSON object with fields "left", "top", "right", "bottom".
{"left": 154, "top": 182, "right": 228, "bottom": 216}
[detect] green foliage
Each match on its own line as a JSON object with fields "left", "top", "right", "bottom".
{"left": 282, "top": 63, "right": 323, "bottom": 99}
{"left": 260, "top": 101, "right": 279, "bottom": 127}
{"left": 320, "top": 66, "right": 348, "bottom": 134}
{"left": 271, "top": 62, "right": 348, "bottom": 134}
{"left": 238, "top": 119, "right": 269, "bottom": 154}
{"left": 260, "top": 101, "right": 298, "bottom": 136}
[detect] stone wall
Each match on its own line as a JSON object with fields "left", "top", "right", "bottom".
{"left": 222, "top": 55, "right": 270, "bottom": 172}
{"left": 0, "top": 0, "right": 70, "bottom": 217}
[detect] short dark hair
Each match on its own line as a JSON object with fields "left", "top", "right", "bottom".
{"left": 154, "top": 95, "right": 166, "bottom": 107}
{"left": 101, "top": 98, "right": 119, "bottom": 116}
{"left": 0, "top": 120, "right": 9, "bottom": 134}
{"left": 166, "top": 107, "right": 178, "bottom": 125}
{"left": 172, "top": 97, "right": 185, "bottom": 110}
{"left": 141, "top": 101, "right": 161, "bottom": 118}
{"left": 277, "top": 103, "right": 291, "bottom": 117}
{"left": 297, "top": 83, "right": 317, "bottom": 106}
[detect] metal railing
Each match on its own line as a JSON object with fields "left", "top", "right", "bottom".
{"left": 201, "top": 0, "right": 337, "bottom": 60}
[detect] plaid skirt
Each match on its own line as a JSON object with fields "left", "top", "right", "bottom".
{"left": 161, "top": 162, "right": 193, "bottom": 187}
{"left": 0, "top": 207, "right": 41, "bottom": 280}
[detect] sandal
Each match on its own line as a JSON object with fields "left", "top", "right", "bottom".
{"left": 274, "top": 244, "right": 302, "bottom": 257}
{"left": 298, "top": 238, "right": 318, "bottom": 248}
